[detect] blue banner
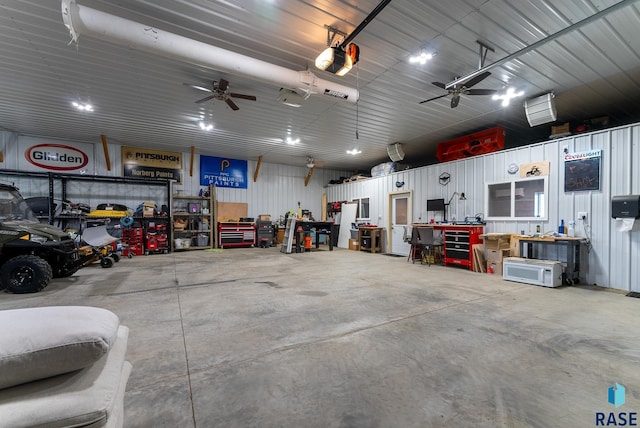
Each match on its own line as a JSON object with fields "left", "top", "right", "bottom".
{"left": 200, "top": 155, "right": 248, "bottom": 189}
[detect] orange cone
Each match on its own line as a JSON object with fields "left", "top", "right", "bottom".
{"left": 487, "top": 265, "right": 494, "bottom": 274}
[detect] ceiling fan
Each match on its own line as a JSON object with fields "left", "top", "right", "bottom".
{"left": 183, "top": 78, "right": 256, "bottom": 111}
{"left": 419, "top": 71, "right": 497, "bottom": 108}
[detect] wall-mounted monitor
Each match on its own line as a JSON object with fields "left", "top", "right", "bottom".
{"left": 427, "top": 198, "right": 445, "bottom": 211}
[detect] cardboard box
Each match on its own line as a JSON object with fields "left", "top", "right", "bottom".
{"left": 348, "top": 238, "right": 360, "bottom": 250}
{"left": 258, "top": 214, "right": 271, "bottom": 221}
{"left": 143, "top": 206, "right": 155, "bottom": 217}
{"left": 486, "top": 248, "right": 510, "bottom": 263}
{"left": 481, "top": 233, "right": 511, "bottom": 250}
{"left": 487, "top": 261, "right": 503, "bottom": 276}
{"left": 551, "top": 122, "right": 570, "bottom": 135}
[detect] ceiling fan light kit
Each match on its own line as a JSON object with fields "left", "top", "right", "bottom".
{"left": 420, "top": 70, "right": 498, "bottom": 109}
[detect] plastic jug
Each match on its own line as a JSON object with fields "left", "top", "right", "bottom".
{"left": 567, "top": 221, "right": 575, "bottom": 237}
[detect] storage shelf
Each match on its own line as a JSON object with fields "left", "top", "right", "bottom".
{"left": 170, "top": 184, "right": 216, "bottom": 252}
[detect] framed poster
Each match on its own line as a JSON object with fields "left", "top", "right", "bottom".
{"left": 563, "top": 149, "right": 602, "bottom": 192}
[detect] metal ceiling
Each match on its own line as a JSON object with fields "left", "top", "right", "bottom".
{"left": 1, "top": 0, "right": 639, "bottom": 172}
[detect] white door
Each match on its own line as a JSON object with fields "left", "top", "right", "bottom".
{"left": 389, "top": 192, "right": 411, "bottom": 255}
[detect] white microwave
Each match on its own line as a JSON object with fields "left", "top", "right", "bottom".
{"left": 503, "top": 257, "right": 563, "bottom": 287}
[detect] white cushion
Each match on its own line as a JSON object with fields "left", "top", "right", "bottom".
{"left": 0, "top": 325, "right": 131, "bottom": 428}
{"left": 0, "top": 306, "right": 120, "bottom": 389}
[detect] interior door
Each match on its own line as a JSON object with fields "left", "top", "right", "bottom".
{"left": 389, "top": 192, "right": 411, "bottom": 255}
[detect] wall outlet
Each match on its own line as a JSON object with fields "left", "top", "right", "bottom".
{"left": 578, "top": 211, "right": 588, "bottom": 221}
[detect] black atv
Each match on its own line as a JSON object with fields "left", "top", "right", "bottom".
{"left": 0, "top": 183, "right": 83, "bottom": 293}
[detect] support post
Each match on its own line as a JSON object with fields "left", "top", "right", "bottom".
{"left": 100, "top": 134, "right": 111, "bottom": 171}
{"left": 189, "top": 146, "right": 195, "bottom": 177}
{"left": 254, "top": 155, "right": 263, "bottom": 182}
{"left": 304, "top": 166, "right": 315, "bottom": 187}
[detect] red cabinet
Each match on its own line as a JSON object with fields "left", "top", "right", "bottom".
{"left": 438, "top": 225, "right": 484, "bottom": 270}
{"left": 218, "top": 222, "right": 256, "bottom": 248}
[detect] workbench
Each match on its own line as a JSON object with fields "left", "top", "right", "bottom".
{"left": 516, "top": 235, "right": 586, "bottom": 284}
{"left": 293, "top": 221, "right": 335, "bottom": 252}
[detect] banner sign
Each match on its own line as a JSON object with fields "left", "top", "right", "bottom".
{"left": 200, "top": 155, "right": 248, "bottom": 189}
{"left": 564, "top": 149, "right": 602, "bottom": 192}
{"left": 519, "top": 160, "right": 550, "bottom": 178}
{"left": 121, "top": 146, "right": 181, "bottom": 181}
{"left": 18, "top": 136, "right": 94, "bottom": 172}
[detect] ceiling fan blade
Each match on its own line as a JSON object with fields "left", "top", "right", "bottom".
{"left": 195, "top": 95, "right": 216, "bottom": 104}
{"left": 184, "top": 83, "right": 211, "bottom": 93}
{"left": 218, "top": 78, "right": 230, "bottom": 92}
{"left": 462, "top": 71, "right": 492, "bottom": 88}
{"left": 467, "top": 89, "right": 498, "bottom": 95}
{"left": 229, "top": 93, "right": 257, "bottom": 101}
{"left": 225, "top": 98, "right": 240, "bottom": 111}
{"left": 450, "top": 95, "right": 461, "bottom": 108}
{"left": 431, "top": 82, "right": 446, "bottom": 89}
{"left": 419, "top": 93, "right": 449, "bottom": 104}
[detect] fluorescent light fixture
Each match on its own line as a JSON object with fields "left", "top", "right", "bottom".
{"left": 199, "top": 122, "right": 213, "bottom": 131}
{"left": 286, "top": 137, "right": 300, "bottom": 145}
{"left": 346, "top": 148, "right": 361, "bottom": 155}
{"left": 315, "top": 47, "right": 353, "bottom": 76}
{"left": 492, "top": 87, "right": 524, "bottom": 107}
{"left": 409, "top": 51, "right": 436, "bottom": 65}
{"left": 72, "top": 101, "right": 93, "bottom": 112}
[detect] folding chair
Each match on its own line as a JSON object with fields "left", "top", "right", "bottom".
{"left": 417, "top": 227, "right": 443, "bottom": 266}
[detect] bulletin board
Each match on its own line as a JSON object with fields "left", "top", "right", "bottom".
{"left": 563, "top": 150, "right": 602, "bottom": 192}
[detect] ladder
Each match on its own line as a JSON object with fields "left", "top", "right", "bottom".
{"left": 280, "top": 216, "right": 296, "bottom": 254}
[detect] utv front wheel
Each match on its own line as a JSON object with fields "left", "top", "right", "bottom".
{"left": 0, "top": 255, "right": 53, "bottom": 293}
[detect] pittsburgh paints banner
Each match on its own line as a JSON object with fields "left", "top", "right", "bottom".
{"left": 18, "top": 136, "right": 94, "bottom": 173}
{"left": 121, "top": 146, "right": 182, "bottom": 181}
{"left": 200, "top": 155, "right": 247, "bottom": 189}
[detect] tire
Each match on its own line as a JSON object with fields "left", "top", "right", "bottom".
{"left": 0, "top": 255, "right": 53, "bottom": 293}
{"left": 111, "top": 253, "right": 121, "bottom": 262}
{"left": 54, "top": 266, "right": 80, "bottom": 278}
{"left": 100, "top": 257, "right": 115, "bottom": 268}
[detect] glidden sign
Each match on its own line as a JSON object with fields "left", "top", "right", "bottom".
{"left": 25, "top": 144, "right": 89, "bottom": 171}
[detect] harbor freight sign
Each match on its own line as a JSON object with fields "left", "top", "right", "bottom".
{"left": 19, "top": 136, "right": 94, "bottom": 173}
{"left": 200, "top": 155, "right": 247, "bottom": 189}
{"left": 122, "top": 146, "right": 181, "bottom": 181}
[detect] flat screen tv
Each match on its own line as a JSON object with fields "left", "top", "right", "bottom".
{"left": 427, "top": 198, "right": 445, "bottom": 212}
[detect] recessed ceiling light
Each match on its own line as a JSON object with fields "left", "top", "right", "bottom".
{"left": 409, "top": 51, "right": 436, "bottom": 65}
{"left": 199, "top": 121, "right": 213, "bottom": 131}
{"left": 71, "top": 101, "right": 93, "bottom": 112}
{"left": 492, "top": 87, "right": 524, "bottom": 107}
{"left": 346, "top": 148, "right": 361, "bottom": 155}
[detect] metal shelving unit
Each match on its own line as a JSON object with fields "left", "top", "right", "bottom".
{"left": 170, "top": 184, "right": 216, "bottom": 251}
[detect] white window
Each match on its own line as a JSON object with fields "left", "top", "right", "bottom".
{"left": 353, "top": 197, "right": 370, "bottom": 220}
{"left": 485, "top": 177, "right": 548, "bottom": 221}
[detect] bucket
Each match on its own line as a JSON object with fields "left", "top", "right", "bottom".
{"left": 197, "top": 234, "right": 209, "bottom": 247}
{"left": 174, "top": 238, "right": 184, "bottom": 249}
{"left": 304, "top": 235, "right": 312, "bottom": 250}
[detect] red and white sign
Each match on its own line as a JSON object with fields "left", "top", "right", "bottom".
{"left": 18, "top": 137, "right": 94, "bottom": 172}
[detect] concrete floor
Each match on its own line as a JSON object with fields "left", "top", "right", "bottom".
{"left": 1, "top": 246, "right": 639, "bottom": 427}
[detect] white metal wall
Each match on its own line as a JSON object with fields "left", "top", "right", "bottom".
{"left": 1, "top": 131, "right": 350, "bottom": 224}
{"left": 327, "top": 123, "right": 640, "bottom": 292}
